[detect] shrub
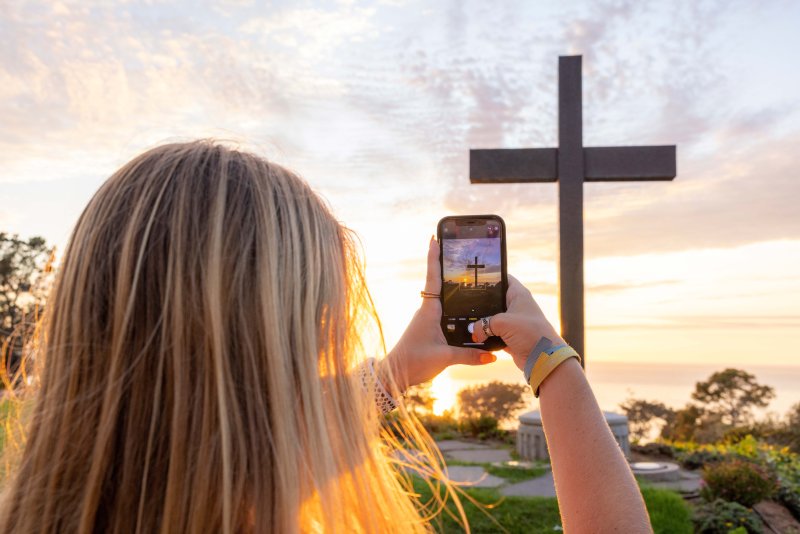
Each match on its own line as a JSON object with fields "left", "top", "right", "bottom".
{"left": 457, "top": 381, "right": 530, "bottom": 424}
{"left": 457, "top": 415, "right": 499, "bottom": 439}
{"left": 723, "top": 425, "right": 769, "bottom": 444}
{"left": 776, "top": 484, "right": 800, "bottom": 521}
{"left": 702, "top": 459, "right": 777, "bottom": 507}
{"left": 416, "top": 412, "right": 458, "bottom": 436}
{"left": 618, "top": 397, "right": 675, "bottom": 443}
{"left": 631, "top": 442, "right": 675, "bottom": 458}
{"left": 679, "top": 448, "right": 727, "bottom": 470}
{"left": 403, "top": 382, "right": 435, "bottom": 415}
{"left": 693, "top": 499, "right": 764, "bottom": 534}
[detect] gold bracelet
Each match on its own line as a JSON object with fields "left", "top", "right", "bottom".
{"left": 529, "top": 346, "right": 581, "bottom": 397}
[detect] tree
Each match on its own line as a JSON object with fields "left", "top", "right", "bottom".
{"left": 457, "top": 381, "right": 530, "bottom": 424}
{"left": 403, "top": 382, "right": 435, "bottom": 415}
{"left": 1, "top": 232, "right": 55, "bottom": 388}
{"left": 691, "top": 368, "right": 775, "bottom": 427}
{"left": 787, "top": 402, "right": 800, "bottom": 428}
{"left": 661, "top": 403, "right": 705, "bottom": 442}
{"left": 618, "top": 397, "right": 675, "bottom": 443}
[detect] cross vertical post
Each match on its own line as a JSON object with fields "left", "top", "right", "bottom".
{"left": 467, "top": 256, "right": 485, "bottom": 288}
{"left": 558, "top": 56, "right": 585, "bottom": 361}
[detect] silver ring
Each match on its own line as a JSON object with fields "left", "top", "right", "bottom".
{"left": 481, "top": 316, "right": 495, "bottom": 337}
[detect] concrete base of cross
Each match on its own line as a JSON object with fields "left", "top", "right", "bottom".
{"left": 517, "top": 410, "right": 631, "bottom": 461}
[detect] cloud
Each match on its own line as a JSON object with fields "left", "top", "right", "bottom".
{"left": 1, "top": 0, "right": 799, "bottom": 265}
{"left": 583, "top": 132, "right": 800, "bottom": 257}
{"left": 591, "top": 315, "right": 800, "bottom": 330}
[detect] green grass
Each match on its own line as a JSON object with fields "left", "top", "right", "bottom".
{"left": 1, "top": 397, "right": 16, "bottom": 482}
{"left": 444, "top": 459, "right": 549, "bottom": 484}
{"left": 484, "top": 464, "right": 548, "bottom": 483}
{"left": 640, "top": 485, "right": 693, "bottom": 534}
{"left": 0, "top": 398, "right": 11, "bottom": 453}
{"left": 411, "top": 476, "right": 692, "bottom": 533}
{"left": 412, "top": 476, "right": 562, "bottom": 533}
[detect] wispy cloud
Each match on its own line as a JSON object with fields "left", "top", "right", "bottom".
{"left": 1, "top": 0, "right": 799, "bottom": 259}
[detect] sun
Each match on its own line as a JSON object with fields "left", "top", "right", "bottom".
{"left": 430, "top": 370, "right": 458, "bottom": 415}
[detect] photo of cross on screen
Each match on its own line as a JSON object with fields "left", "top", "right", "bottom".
{"left": 439, "top": 216, "right": 507, "bottom": 349}
{"left": 442, "top": 239, "right": 503, "bottom": 317}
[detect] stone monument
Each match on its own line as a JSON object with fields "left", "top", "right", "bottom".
{"left": 518, "top": 410, "right": 631, "bottom": 461}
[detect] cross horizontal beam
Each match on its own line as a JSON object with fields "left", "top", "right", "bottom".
{"left": 470, "top": 148, "right": 557, "bottom": 183}
{"left": 469, "top": 145, "right": 676, "bottom": 183}
{"left": 584, "top": 146, "right": 676, "bottom": 181}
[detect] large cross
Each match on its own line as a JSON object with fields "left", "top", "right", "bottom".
{"left": 467, "top": 255, "right": 485, "bottom": 287}
{"left": 469, "top": 55, "right": 676, "bottom": 366}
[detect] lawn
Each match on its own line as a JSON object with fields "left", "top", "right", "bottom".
{"left": 445, "top": 459, "right": 549, "bottom": 484}
{"left": 0, "top": 397, "right": 11, "bottom": 453}
{"left": 411, "top": 476, "right": 692, "bottom": 533}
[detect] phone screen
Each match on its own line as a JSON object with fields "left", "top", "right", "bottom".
{"left": 438, "top": 215, "right": 507, "bottom": 349}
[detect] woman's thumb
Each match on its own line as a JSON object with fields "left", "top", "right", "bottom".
{"left": 448, "top": 347, "right": 497, "bottom": 366}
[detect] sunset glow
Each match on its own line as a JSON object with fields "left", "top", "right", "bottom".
{"left": 430, "top": 372, "right": 458, "bottom": 416}
{"left": 2, "top": 2, "right": 798, "bottom": 409}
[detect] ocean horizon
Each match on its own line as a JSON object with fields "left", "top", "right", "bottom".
{"left": 442, "top": 358, "right": 800, "bottom": 419}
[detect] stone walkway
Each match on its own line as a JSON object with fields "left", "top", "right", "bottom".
{"left": 435, "top": 440, "right": 555, "bottom": 497}
{"left": 645, "top": 470, "right": 702, "bottom": 496}
{"left": 433, "top": 440, "right": 702, "bottom": 498}
{"left": 501, "top": 471, "right": 557, "bottom": 498}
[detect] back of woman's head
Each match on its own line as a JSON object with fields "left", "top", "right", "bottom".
{"left": 1, "top": 141, "right": 434, "bottom": 533}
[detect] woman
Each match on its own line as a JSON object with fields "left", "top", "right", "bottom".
{"left": 1, "top": 141, "right": 650, "bottom": 533}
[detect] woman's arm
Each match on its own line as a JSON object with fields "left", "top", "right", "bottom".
{"left": 386, "top": 242, "right": 651, "bottom": 531}
{"left": 469, "top": 277, "right": 652, "bottom": 533}
{"left": 539, "top": 358, "right": 651, "bottom": 533}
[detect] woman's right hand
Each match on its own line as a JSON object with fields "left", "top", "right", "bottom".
{"left": 469, "top": 275, "right": 566, "bottom": 371}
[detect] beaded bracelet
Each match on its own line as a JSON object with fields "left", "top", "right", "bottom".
{"left": 358, "top": 358, "right": 399, "bottom": 414}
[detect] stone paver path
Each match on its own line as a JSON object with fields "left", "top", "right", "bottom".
{"left": 647, "top": 470, "right": 702, "bottom": 495}
{"left": 444, "top": 466, "right": 506, "bottom": 488}
{"left": 447, "top": 448, "right": 512, "bottom": 463}
{"left": 433, "top": 440, "right": 553, "bottom": 497}
{"left": 432, "top": 440, "right": 704, "bottom": 499}
{"left": 436, "top": 440, "right": 493, "bottom": 452}
{"left": 501, "top": 471, "right": 557, "bottom": 498}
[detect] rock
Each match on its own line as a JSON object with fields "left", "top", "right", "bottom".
{"left": 754, "top": 500, "right": 800, "bottom": 534}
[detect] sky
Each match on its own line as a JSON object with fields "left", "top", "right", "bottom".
{"left": 443, "top": 237, "right": 501, "bottom": 284}
{"left": 2, "top": 0, "right": 799, "bottom": 397}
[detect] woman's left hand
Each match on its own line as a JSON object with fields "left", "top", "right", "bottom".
{"left": 381, "top": 237, "right": 496, "bottom": 394}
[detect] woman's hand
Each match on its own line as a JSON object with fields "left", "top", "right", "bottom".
{"left": 469, "top": 275, "right": 565, "bottom": 371}
{"left": 382, "top": 237, "right": 496, "bottom": 394}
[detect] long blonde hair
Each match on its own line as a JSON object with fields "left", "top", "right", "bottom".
{"left": 1, "top": 141, "right": 464, "bottom": 533}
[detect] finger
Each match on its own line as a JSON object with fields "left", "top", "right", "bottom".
{"left": 470, "top": 313, "right": 509, "bottom": 343}
{"left": 470, "top": 318, "right": 487, "bottom": 343}
{"left": 448, "top": 346, "right": 497, "bottom": 366}
{"left": 421, "top": 237, "right": 442, "bottom": 313}
{"left": 423, "top": 236, "right": 441, "bottom": 295}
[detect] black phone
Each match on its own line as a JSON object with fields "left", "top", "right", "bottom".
{"left": 437, "top": 215, "right": 508, "bottom": 351}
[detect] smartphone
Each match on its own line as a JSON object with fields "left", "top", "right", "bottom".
{"left": 437, "top": 215, "right": 508, "bottom": 351}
